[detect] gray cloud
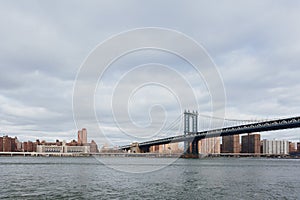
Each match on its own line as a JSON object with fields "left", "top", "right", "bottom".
{"left": 1, "top": 1, "right": 300, "bottom": 145}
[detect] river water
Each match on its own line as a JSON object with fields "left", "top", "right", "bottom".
{"left": 0, "top": 157, "right": 299, "bottom": 199}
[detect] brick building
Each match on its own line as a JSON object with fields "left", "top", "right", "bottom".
{"left": 222, "top": 135, "right": 240, "bottom": 153}
{"left": 241, "top": 134, "right": 261, "bottom": 154}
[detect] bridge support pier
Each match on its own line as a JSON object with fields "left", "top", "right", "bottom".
{"left": 140, "top": 146, "right": 150, "bottom": 153}
{"left": 184, "top": 110, "right": 198, "bottom": 157}
{"left": 184, "top": 139, "right": 199, "bottom": 158}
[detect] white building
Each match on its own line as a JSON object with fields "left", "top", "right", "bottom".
{"left": 262, "top": 139, "right": 289, "bottom": 155}
{"left": 37, "top": 143, "right": 90, "bottom": 154}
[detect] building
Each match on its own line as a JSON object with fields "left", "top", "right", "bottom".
{"left": 241, "top": 134, "right": 261, "bottom": 154}
{"left": 150, "top": 145, "right": 160, "bottom": 153}
{"left": 78, "top": 128, "right": 87, "bottom": 145}
{"left": 199, "top": 137, "right": 220, "bottom": 154}
{"left": 0, "top": 137, "right": 3, "bottom": 151}
{"left": 3, "top": 136, "right": 12, "bottom": 152}
{"left": 0, "top": 136, "right": 21, "bottom": 152}
{"left": 37, "top": 141, "right": 90, "bottom": 153}
{"left": 89, "top": 140, "right": 99, "bottom": 153}
{"left": 15, "top": 138, "right": 22, "bottom": 152}
{"left": 222, "top": 135, "right": 240, "bottom": 153}
{"left": 0, "top": 129, "right": 96, "bottom": 154}
{"left": 289, "top": 142, "right": 296, "bottom": 153}
{"left": 297, "top": 142, "right": 300, "bottom": 153}
{"left": 262, "top": 139, "right": 289, "bottom": 155}
{"left": 157, "top": 143, "right": 180, "bottom": 154}
{"left": 1, "top": 136, "right": 17, "bottom": 152}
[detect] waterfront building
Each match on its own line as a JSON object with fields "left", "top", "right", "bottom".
{"left": 1, "top": 136, "right": 18, "bottom": 152}
{"left": 222, "top": 135, "right": 240, "bottom": 153}
{"left": 150, "top": 145, "right": 160, "bottom": 153}
{"left": 289, "top": 142, "right": 296, "bottom": 153}
{"left": 0, "top": 137, "right": 3, "bottom": 151}
{"left": 262, "top": 139, "right": 289, "bottom": 155}
{"left": 37, "top": 141, "right": 90, "bottom": 153}
{"left": 15, "top": 138, "right": 22, "bottom": 151}
{"left": 0, "top": 128, "right": 97, "bottom": 153}
{"left": 0, "top": 136, "right": 21, "bottom": 152}
{"left": 166, "top": 143, "right": 180, "bottom": 153}
{"left": 241, "top": 134, "right": 261, "bottom": 154}
{"left": 89, "top": 140, "right": 99, "bottom": 153}
{"left": 3, "top": 136, "right": 12, "bottom": 152}
{"left": 199, "top": 137, "right": 220, "bottom": 154}
{"left": 23, "top": 141, "right": 37, "bottom": 152}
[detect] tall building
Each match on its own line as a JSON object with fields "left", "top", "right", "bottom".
{"left": 78, "top": 128, "right": 88, "bottom": 145}
{"left": 199, "top": 137, "right": 220, "bottom": 154}
{"left": 222, "top": 135, "right": 240, "bottom": 153}
{"left": 262, "top": 139, "right": 289, "bottom": 155}
{"left": 241, "top": 134, "right": 261, "bottom": 154}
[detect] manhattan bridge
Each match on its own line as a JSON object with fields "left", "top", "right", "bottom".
{"left": 120, "top": 111, "right": 300, "bottom": 156}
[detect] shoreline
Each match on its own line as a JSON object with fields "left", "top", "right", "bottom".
{"left": 0, "top": 152, "right": 299, "bottom": 159}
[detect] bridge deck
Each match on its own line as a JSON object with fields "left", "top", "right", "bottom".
{"left": 121, "top": 116, "right": 300, "bottom": 149}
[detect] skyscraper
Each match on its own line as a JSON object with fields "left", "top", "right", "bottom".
{"left": 78, "top": 128, "right": 88, "bottom": 145}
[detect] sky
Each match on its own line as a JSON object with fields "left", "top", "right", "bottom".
{"left": 1, "top": 0, "right": 300, "bottom": 146}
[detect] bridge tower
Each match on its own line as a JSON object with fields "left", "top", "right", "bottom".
{"left": 184, "top": 110, "right": 198, "bottom": 156}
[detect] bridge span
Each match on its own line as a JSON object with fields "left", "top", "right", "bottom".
{"left": 120, "top": 115, "right": 300, "bottom": 156}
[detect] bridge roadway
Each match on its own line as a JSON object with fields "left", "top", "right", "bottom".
{"left": 120, "top": 116, "right": 300, "bottom": 154}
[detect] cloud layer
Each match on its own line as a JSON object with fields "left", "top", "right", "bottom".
{"left": 1, "top": 1, "right": 300, "bottom": 145}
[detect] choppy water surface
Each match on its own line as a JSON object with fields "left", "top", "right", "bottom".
{"left": 0, "top": 157, "right": 299, "bottom": 199}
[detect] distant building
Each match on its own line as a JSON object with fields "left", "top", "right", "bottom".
{"left": 37, "top": 141, "right": 90, "bottom": 153}
{"left": 157, "top": 143, "right": 180, "bottom": 154}
{"left": 0, "top": 129, "right": 97, "bottom": 154}
{"left": 150, "top": 145, "right": 160, "bottom": 153}
{"left": 15, "top": 138, "right": 22, "bottom": 152}
{"left": 222, "top": 135, "right": 240, "bottom": 153}
{"left": 0, "top": 137, "right": 3, "bottom": 151}
{"left": 289, "top": 142, "right": 296, "bottom": 153}
{"left": 199, "top": 137, "right": 220, "bottom": 154}
{"left": 89, "top": 140, "right": 99, "bottom": 153}
{"left": 262, "top": 139, "right": 289, "bottom": 155}
{"left": 23, "top": 141, "right": 37, "bottom": 152}
{"left": 3, "top": 136, "right": 12, "bottom": 152}
{"left": 0, "top": 136, "right": 19, "bottom": 152}
{"left": 241, "top": 134, "right": 261, "bottom": 154}
{"left": 78, "top": 128, "right": 88, "bottom": 145}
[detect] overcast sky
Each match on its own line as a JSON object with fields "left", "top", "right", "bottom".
{"left": 1, "top": 1, "right": 300, "bottom": 146}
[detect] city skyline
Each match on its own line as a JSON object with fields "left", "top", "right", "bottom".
{"left": 0, "top": 1, "right": 300, "bottom": 146}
